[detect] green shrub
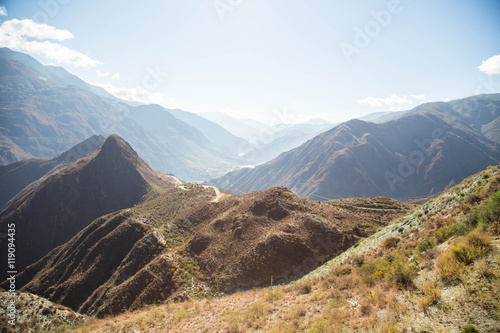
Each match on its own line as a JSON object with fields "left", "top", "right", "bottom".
{"left": 449, "top": 231, "right": 491, "bottom": 265}
{"left": 438, "top": 251, "right": 462, "bottom": 282}
{"left": 382, "top": 237, "right": 401, "bottom": 249}
{"left": 417, "top": 239, "right": 434, "bottom": 253}
{"left": 438, "top": 231, "right": 491, "bottom": 281}
{"left": 462, "top": 325, "right": 479, "bottom": 333}
{"left": 385, "top": 258, "right": 418, "bottom": 288}
{"left": 358, "top": 256, "right": 417, "bottom": 288}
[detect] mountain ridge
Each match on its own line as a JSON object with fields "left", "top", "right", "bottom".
{"left": 209, "top": 102, "right": 500, "bottom": 200}
{"left": 0, "top": 135, "right": 105, "bottom": 211}
{"left": 0, "top": 134, "right": 176, "bottom": 276}
{"left": 0, "top": 48, "right": 248, "bottom": 180}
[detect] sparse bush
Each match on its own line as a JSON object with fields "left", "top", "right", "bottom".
{"left": 357, "top": 255, "right": 417, "bottom": 288}
{"left": 451, "top": 231, "right": 491, "bottom": 265}
{"left": 265, "top": 289, "right": 283, "bottom": 303}
{"left": 474, "top": 258, "right": 494, "bottom": 278}
{"left": 418, "top": 280, "right": 441, "bottom": 311}
{"left": 480, "top": 171, "right": 491, "bottom": 179}
{"left": 351, "top": 254, "right": 365, "bottom": 267}
{"left": 359, "top": 303, "right": 373, "bottom": 316}
{"left": 438, "top": 231, "right": 490, "bottom": 282}
{"left": 465, "top": 194, "right": 481, "bottom": 205}
{"left": 294, "top": 282, "right": 312, "bottom": 295}
{"left": 417, "top": 238, "right": 434, "bottom": 253}
{"left": 385, "top": 258, "right": 418, "bottom": 288}
{"left": 462, "top": 325, "right": 479, "bottom": 333}
{"left": 438, "top": 251, "right": 462, "bottom": 281}
{"left": 381, "top": 323, "right": 399, "bottom": 333}
{"left": 382, "top": 237, "right": 400, "bottom": 249}
{"left": 172, "top": 308, "right": 188, "bottom": 322}
{"left": 308, "top": 317, "right": 336, "bottom": 333}
{"left": 332, "top": 264, "right": 351, "bottom": 276}
{"left": 358, "top": 259, "right": 388, "bottom": 286}
{"left": 42, "top": 306, "right": 53, "bottom": 315}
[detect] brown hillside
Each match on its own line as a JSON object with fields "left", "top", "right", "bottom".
{"left": 0, "top": 135, "right": 105, "bottom": 211}
{"left": 0, "top": 134, "right": 176, "bottom": 277}
{"left": 12, "top": 184, "right": 412, "bottom": 317}
{"left": 67, "top": 165, "right": 500, "bottom": 333}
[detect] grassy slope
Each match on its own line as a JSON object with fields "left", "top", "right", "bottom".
{"left": 66, "top": 165, "right": 500, "bottom": 333}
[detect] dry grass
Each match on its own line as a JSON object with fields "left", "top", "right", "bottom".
{"left": 418, "top": 279, "right": 441, "bottom": 311}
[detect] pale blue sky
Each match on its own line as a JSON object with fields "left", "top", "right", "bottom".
{"left": 1, "top": 0, "right": 499, "bottom": 123}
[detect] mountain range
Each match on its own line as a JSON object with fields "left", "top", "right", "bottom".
{"left": 0, "top": 133, "right": 413, "bottom": 317}
{"left": 1, "top": 48, "right": 499, "bottom": 332}
{"left": 0, "top": 48, "right": 250, "bottom": 181}
{"left": 209, "top": 94, "right": 500, "bottom": 200}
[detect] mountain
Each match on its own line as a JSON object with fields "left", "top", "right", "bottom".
{"left": 199, "top": 112, "right": 268, "bottom": 141}
{"left": 20, "top": 165, "right": 500, "bottom": 333}
{"left": 0, "top": 47, "right": 118, "bottom": 101}
{"left": 126, "top": 105, "right": 242, "bottom": 178}
{"left": 427, "top": 94, "right": 500, "bottom": 144}
{"left": 241, "top": 122, "right": 334, "bottom": 164}
{"left": 8, "top": 180, "right": 412, "bottom": 316}
{"left": 358, "top": 110, "right": 409, "bottom": 123}
{"left": 95, "top": 167, "right": 500, "bottom": 332}
{"left": 0, "top": 134, "right": 177, "bottom": 276}
{"left": 0, "top": 135, "right": 105, "bottom": 211}
{"left": 199, "top": 112, "right": 334, "bottom": 165}
{"left": 0, "top": 48, "right": 245, "bottom": 180}
{"left": 210, "top": 98, "right": 500, "bottom": 200}
{"left": 166, "top": 108, "right": 249, "bottom": 157}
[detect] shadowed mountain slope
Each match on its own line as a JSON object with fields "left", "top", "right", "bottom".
{"left": 0, "top": 135, "right": 105, "bottom": 211}
{"left": 0, "top": 134, "right": 176, "bottom": 276}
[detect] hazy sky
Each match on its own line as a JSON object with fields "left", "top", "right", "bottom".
{"left": 1, "top": 0, "right": 500, "bottom": 124}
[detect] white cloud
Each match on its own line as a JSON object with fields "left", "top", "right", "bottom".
{"left": 411, "top": 94, "right": 426, "bottom": 101}
{"left": 93, "top": 83, "right": 164, "bottom": 104}
{"left": 358, "top": 93, "right": 428, "bottom": 110}
{"left": 1, "top": 18, "right": 73, "bottom": 41}
{"left": 477, "top": 55, "right": 500, "bottom": 75}
{"left": 96, "top": 71, "right": 120, "bottom": 80}
{"left": 0, "top": 19, "right": 101, "bottom": 68}
{"left": 0, "top": 6, "right": 7, "bottom": 16}
{"left": 96, "top": 70, "right": 109, "bottom": 77}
